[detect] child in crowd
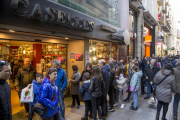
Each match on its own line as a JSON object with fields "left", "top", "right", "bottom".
{"left": 115, "top": 66, "right": 126, "bottom": 108}
{"left": 28, "top": 73, "right": 44, "bottom": 120}
{"left": 80, "top": 72, "right": 93, "bottom": 120}
{"left": 129, "top": 66, "right": 143, "bottom": 111}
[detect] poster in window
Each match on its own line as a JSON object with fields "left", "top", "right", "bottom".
{"left": 58, "top": 57, "right": 66, "bottom": 64}
{"left": 76, "top": 53, "right": 83, "bottom": 61}
{"left": 70, "top": 53, "right": 75, "bottom": 63}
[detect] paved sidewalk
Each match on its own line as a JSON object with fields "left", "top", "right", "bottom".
{"left": 12, "top": 92, "right": 180, "bottom": 120}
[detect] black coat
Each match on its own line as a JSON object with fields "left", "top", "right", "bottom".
{"left": 79, "top": 70, "right": 92, "bottom": 82}
{"left": 144, "top": 63, "right": 160, "bottom": 83}
{"left": 0, "top": 80, "right": 12, "bottom": 120}
{"left": 101, "top": 65, "right": 110, "bottom": 96}
{"left": 109, "top": 69, "right": 115, "bottom": 87}
{"left": 80, "top": 80, "right": 91, "bottom": 101}
{"left": 89, "top": 76, "right": 105, "bottom": 98}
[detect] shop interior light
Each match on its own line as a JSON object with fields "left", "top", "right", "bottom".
{"left": 93, "top": 48, "right": 95, "bottom": 51}
{"left": 65, "top": 37, "right": 69, "bottom": 39}
{"left": 93, "top": 57, "right": 96, "bottom": 60}
{"left": 9, "top": 30, "right": 15, "bottom": 32}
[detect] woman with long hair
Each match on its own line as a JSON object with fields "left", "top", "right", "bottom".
{"left": 80, "top": 63, "right": 92, "bottom": 82}
{"left": 38, "top": 68, "right": 61, "bottom": 120}
{"left": 68, "top": 65, "right": 81, "bottom": 109}
{"left": 154, "top": 64, "right": 178, "bottom": 120}
{"left": 89, "top": 66, "right": 104, "bottom": 120}
{"left": 108, "top": 62, "right": 115, "bottom": 112}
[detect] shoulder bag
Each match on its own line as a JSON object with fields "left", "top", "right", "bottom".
{"left": 34, "top": 83, "right": 57, "bottom": 116}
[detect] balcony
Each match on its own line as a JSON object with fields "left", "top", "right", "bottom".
{"left": 162, "top": 21, "right": 171, "bottom": 32}
{"left": 177, "top": 30, "right": 180, "bottom": 39}
{"left": 157, "top": 0, "right": 164, "bottom": 6}
{"left": 162, "top": 5, "right": 167, "bottom": 13}
{"left": 166, "top": 12, "right": 169, "bottom": 18}
{"left": 158, "top": 13, "right": 164, "bottom": 25}
{"left": 165, "top": 0, "right": 170, "bottom": 6}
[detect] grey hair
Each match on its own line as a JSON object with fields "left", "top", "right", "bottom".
{"left": 150, "top": 59, "right": 156, "bottom": 63}
{"left": 52, "top": 59, "right": 60, "bottom": 65}
{"left": 109, "top": 58, "right": 114, "bottom": 61}
{"left": 99, "top": 59, "right": 105, "bottom": 66}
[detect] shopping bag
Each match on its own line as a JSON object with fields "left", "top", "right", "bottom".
{"left": 20, "top": 84, "right": 34, "bottom": 103}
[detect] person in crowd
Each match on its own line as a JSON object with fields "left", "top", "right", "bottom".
{"left": 144, "top": 59, "right": 160, "bottom": 99}
{"left": 173, "top": 60, "right": 180, "bottom": 120}
{"left": 109, "top": 58, "right": 118, "bottom": 69}
{"left": 158, "top": 57, "right": 163, "bottom": 69}
{"left": 89, "top": 66, "right": 104, "bottom": 120}
{"left": 80, "top": 63, "right": 92, "bottom": 82}
{"left": 13, "top": 59, "right": 24, "bottom": 86}
{"left": 80, "top": 72, "right": 93, "bottom": 120}
{"left": 162, "top": 56, "right": 169, "bottom": 66}
{"left": 28, "top": 73, "right": 44, "bottom": 120}
{"left": 38, "top": 68, "right": 61, "bottom": 120}
{"left": 0, "top": 60, "right": 12, "bottom": 120}
{"left": 124, "top": 61, "right": 138, "bottom": 102}
{"left": 139, "top": 56, "right": 147, "bottom": 95}
{"left": 108, "top": 62, "right": 115, "bottom": 112}
{"left": 15, "top": 57, "right": 36, "bottom": 117}
{"left": 68, "top": 65, "right": 81, "bottom": 109}
{"left": 118, "top": 61, "right": 126, "bottom": 75}
{"left": 172, "top": 56, "right": 179, "bottom": 68}
{"left": 52, "top": 59, "right": 67, "bottom": 119}
{"left": 153, "top": 64, "right": 177, "bottom": 120}
{"left": 99, "top": 59, "right": 110, "bottom": 118}
{"left": 129, "top": 66, "right": 143, "bottom": 111}
{"left": 135, "top": 56, "right": 139, "bottom": 65}
{"left": 115, "top": 66, "right": 126, "bottom": 109}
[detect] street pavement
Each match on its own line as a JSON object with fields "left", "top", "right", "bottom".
{"left": 12, "top": 91, "right": 179, "bottom": 120}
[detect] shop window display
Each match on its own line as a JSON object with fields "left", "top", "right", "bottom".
{"left": 89, "top": 40, "right": 118, "bottom": 65}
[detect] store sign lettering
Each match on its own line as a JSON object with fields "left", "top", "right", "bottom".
{"left": 10, "top": 0, "right": 94, "bottom": 32}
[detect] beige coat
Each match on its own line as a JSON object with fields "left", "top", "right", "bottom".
{"left": 115, "top": 75, "right": 126, "bottom": 89}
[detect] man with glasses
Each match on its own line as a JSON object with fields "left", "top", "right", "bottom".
{"left": 15, "top": 57, "right": 36, "bottom": 117}
{"left": 0, "top": 60, "right": 12, "bottom": 120}
{"left": 52, "top": 59, "right": 67, "bottom": 120}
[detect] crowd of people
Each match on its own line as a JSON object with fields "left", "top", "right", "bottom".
{"left": 0, "top": 54, "right": 180, "bottom": 120}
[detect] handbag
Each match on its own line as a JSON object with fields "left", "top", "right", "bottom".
{"left": 34, "top": 83, "right": 57, "bottom": 116}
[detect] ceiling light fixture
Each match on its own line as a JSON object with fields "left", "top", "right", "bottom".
{"left": 65, "top": 37, "right": 69, "bottom": 39}
{"left": 9, "top": 30, "right": 15, "bottom": 32}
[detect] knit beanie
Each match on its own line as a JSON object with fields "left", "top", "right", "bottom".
{"left": 165, "top": 63, "right": 173, "bottom": 71}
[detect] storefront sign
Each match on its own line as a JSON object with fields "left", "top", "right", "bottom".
{"left": 144, "top": 42, "right": 151, "bottom": 46}
{"left": 158, "top": 14, "right": 161, "bottom": 21}
{"left": 70, "top": 53, "right": 75, "bottom": 63}
{"left": 112, "top": 30, "right": 130, "bottom": 45}
{"left": 76, "top": 53, "right": 83, "bottom": 61}
{"left": 157, "top": 42, "right": 162, "bottom": 45}
{"left": 101, "top": 25, "right": 116, "bottom": 33}
{"left": 145, "top": 35, "right": 152, "bottom": 42}
{"left": 112, "top": 34, "right": 123, "bottom": 40}
{"left": 10, "top": 0, "right": 94, "bottom": 32}
{"left": 58, "top": 57, "right": 66, "bottom": 64}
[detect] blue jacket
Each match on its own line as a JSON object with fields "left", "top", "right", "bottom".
{"left": 29, "top": 80, "right": 41, "bottom": 105}
{"left": 101, "top": 65, "right": 110, "bottom": 96}
{"left": 130, "top": 71, "right": 143, "bottom": 92}
{"left": 80, "top": 80, "right": 91, "bottom": 101}
{"left": 55, "top": 67, "right": 67, "bottom": 91}
{"left": 38, "top": 77, "right": 59, "bottom": 117}
{"left": 172, "top": 60, "right": 177, "bottom": 68}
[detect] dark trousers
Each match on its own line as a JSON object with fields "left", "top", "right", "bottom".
{"left": 173, "top": 94, "right": 180, "bottom": 116}
{"left": 100, "top": 95, "right": 107, "bottom": 117}
{"left": 84, "top": 100, "right": 92, "bottom": 117}
{"left": 157, "top": 100, "right": 169, "bottom": 118}
{"left": 109, "top": 86, "right": 114, "bottom": 109}
{"left": 72, "top": 95, "right": 80, "bottom": 106}
{"left": 59, "top": 90, "right": 65, "bottom": 118}
{"left": 28, "top": 105, "right": 34, "bottom": 120}
{"left": 42, "top": 111, "right": 61, "bottom": 120}
{"left": 125, "top": 90, "right": 131, "bottom": 100}
{"left": 114, "top": 88, "right": 116, "bottom": 104}
{"left": 141, "top": 77, "right": 145, "bottom": 94}
{"left": 91, "top": 97, "right": 101, "bottom": 120}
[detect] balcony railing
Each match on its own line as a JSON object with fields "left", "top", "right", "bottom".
{"left": 162, "top": 5, "right": 167, "bottom": 13}
{"left": 157, "top": 0, "right": 164, "bottom": 6}
{"left": 166, "top": 12, "right": 169, "bottom": 18}
{"left": 167, "top": 21, "right": 171, "bottom": 30}
{"left": 177, "top": 30, "right": 180, "bottom": 39}
{"left": 162, "top": 21, "right": 171, "bottom": 32}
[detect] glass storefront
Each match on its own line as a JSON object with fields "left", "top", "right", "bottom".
{"left": 50, "top": 0, "right": 120, "bottom": 27}
{"left": 89, "top": 40, "right": 118, "bottom": 65}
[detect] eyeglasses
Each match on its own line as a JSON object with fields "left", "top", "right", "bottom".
{"left": 0, "top": 60, "right": 6, "bottom": 65}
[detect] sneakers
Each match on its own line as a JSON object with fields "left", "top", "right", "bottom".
{"left": 77, "top": 105, "right": 80, "bottom": 109}
{"left": 113, "top": 103, "right": 119, "bottom": 107}
{"left": 173, "top": 116, "right": 178, "bottom": 120}
{"left": 124, "top": 99, "right": 130, "bottom": 102}
{"left": 25, "top": 113, "right": 29, "bottom": 117}
{"left": 71, "top": 105, "right": 75, "bottom": 108}
{"left": 130, "top": 106, "right": 138, "bottom": 111}
{"left": 108, "top": 109, "right": 115, "bottom": 112}
{"left": 120, "top": 104, "right": 125, "bottom": 108}
{"left": 144, "top": 96, "right": 150, "bottom": 99}
{"left": 81, "top": 116, "right": 88, "bottom": 120}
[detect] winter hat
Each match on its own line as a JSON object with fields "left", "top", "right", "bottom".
{"left": 83, "top": 72, "right": 90, "bottom": 81}
{"left": 165, "top": 63, "right": 173, "bottom": 71}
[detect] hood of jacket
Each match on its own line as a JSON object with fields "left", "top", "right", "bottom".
{"left": 163, "top": 69, "right": 172, "bottom": 76}
{"left": 101, "top": 65, "right": 110, "bottom": 72}
{"left": 32, "top": 80, "right": 41, "bottom": 94}
{"left": 135, "top": 70, "right": 143, "bottom": 78}
{"left": 41, "top": 77, "right": 52, "bottom": 85}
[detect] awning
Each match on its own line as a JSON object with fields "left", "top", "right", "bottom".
{"left": 144, "top": 11, "right": 160, "bottom": 26}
